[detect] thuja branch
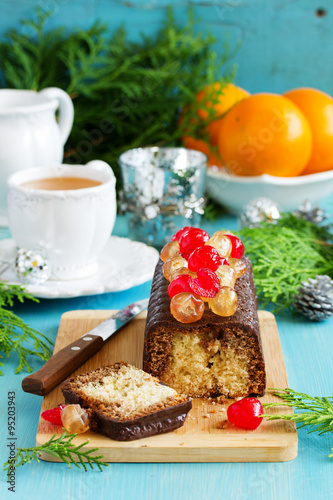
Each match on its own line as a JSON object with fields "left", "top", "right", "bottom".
{"left": 3, "top": 431, "right": 108, "bottom": 472}
{"left": 263, "top": 388, "right": 333, "bottom": 456}
{"left": 0, "top": 282, "right": 53, "bottom": 374}
{"left": 238, "top": 214, "right": 333, "bottom": 313}
{"left": 0, "top": 7, "right": 234, "bottom": 178}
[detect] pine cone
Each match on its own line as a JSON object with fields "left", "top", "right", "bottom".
{"left": 293, "top": 275, "right": 333, "bottom": 321}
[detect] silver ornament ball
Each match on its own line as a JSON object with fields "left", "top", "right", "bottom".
{"left": 15, "top": 247, "right": 51, "bottom": 285}
{"left": 238, "top": 198, "right": 281, "bottom": 228}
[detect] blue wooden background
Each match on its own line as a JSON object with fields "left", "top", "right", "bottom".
{"left": 1, "top": 0, "right": 332, "bottom": 95}
{"left": 1, "top": 3, "right": 333, "bottom": 500}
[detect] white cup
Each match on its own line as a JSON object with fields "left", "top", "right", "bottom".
{"left": 7, "top": 161, "right": 116, "bottom": 280}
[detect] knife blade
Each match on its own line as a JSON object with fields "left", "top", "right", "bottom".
{"left": 21, "top": 298, "right": 149, "bottom": 396}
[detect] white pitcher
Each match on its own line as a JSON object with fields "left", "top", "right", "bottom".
{"left": 0, "top": 87, "right": 74, "bottom": 222}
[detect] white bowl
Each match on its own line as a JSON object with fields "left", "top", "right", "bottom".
{"left": 206, "top": 167, "right": 333, "bottom": 214}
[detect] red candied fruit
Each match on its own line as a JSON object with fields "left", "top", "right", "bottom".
{"left": 179, "top": 228, "right": 210, "bottom": 255}
{"left": 168, "top": 274, "right": 192, "bottom": 299}
{"left": 188, "top": 245, "right": 225, "bottom": 272}
{"left": 225, "top": 235, "right": 245, "bottom": 259}
{"left": 189, "top": 268, "right": 220, "bottom": 298}
{"left": 41, "top": 404, "right": 68, "bottom": 425}
{"left": 227, "top": 398, "right": 263, "bottom": 430}
{"left": 171, "top": 226, "right": 192, "bottom": 242}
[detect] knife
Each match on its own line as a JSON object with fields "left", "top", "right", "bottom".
{"left": 22, "top": 298, "right": 149, "bottom": 396}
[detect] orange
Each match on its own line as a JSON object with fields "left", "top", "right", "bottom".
{"left": 182, "top": 136, "right": 223, "bottom": 167}
{"left": 195, "top": 83, "right": 250, "bottom": 145}
{"left": 283, "top": 87, "right": 333, "bottom": 175}
{"left": 181, "top": 83, "right": 250, "bottom": 166}
{"left": 217, "top": 93, "right": 313, "bottom": 177}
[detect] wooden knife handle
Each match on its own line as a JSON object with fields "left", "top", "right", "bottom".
{"left": 22, "top": 334, "right": 104, "bottom": 396}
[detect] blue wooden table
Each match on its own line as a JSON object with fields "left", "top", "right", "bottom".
{"left": 1, "top": 211, "right": 333, "bottom": 500}
{"left": 1, "top": 2, "right": 333, "bottom": 498}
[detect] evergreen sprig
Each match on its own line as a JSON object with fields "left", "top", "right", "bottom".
{"left": 263, "top": 388, "right": 333, "bottom": 456}
{"left": 238, "top": 213, "right": 333, "bottom": 313}
{"left": 0, "top": 282, "right": 53, "bottom": 374}
{"left": 0, "top": 7, "right": 233, "bottom": 178}
{"left": 3, "top": 430, "right": 108, "bottom": 472}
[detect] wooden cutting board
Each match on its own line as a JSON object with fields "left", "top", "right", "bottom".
{"left": 36, "top": 310, "right": 297, "bottom": 463}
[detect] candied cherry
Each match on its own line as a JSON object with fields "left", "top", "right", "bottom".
{"left": 171, "top": 226, "right": 192, "bottom": 242}
{"left": 229, "top": 258, "right": 247, "bottom": 279}
{"left": 163, "top": 256, "right": 188, "bottom": 281}
{"left": 215, "top": 265, "right": 236, "bottom": 288}
{"left": 168, "top": 275, "right": 192, "bottom": 298}
{"left": 227, "top": 397, "right": 263, "bottom": 430}
{"left": 41, "top": 404, "right": 68, "bottom": 425}
{"left": 208, "top": 286, "right": 238, "bottom": 316}
{"left": 160, "top": 240, "right": 180, "bottom": 262}
{"left": 225, "top": 235, "right": 245, "bottom": 259}
{"left": 170, "top": 267, "right": 197, "bottom": 281}
{"left": 188, "top": 245, "right": 224, "bottom": 272}
{"left": 179, "top": 228, "right": 210, "bottom": 255}
{"left": 170, "top": 292, "right": 205, "bottom": 323}
{"left": 180, "top": 253, "right": 191, "bottom": 261}
{"left": 189, "top": 268, "right": 220, "bottom": 298}
{"left": 206, "top": 232, "right": 232, "bottom": 258}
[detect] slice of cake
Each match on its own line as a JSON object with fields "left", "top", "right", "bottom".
{"left": 61, "top": 362, "right": 192, "bottom": 441}
{"left": 143, "top": 256, "right": 266, "bottom": 399}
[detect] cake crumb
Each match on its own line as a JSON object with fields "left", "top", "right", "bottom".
{"left": 203, "top": 413, "right": 211, "bottom": 419}
{"left": 209, "top": 409, "right": 217, "bottom": 414}
{"left": 179, "top": 442, "right": 184, "bottom": 446}
{"left": 141, "top": 445, "right": 148, "bottom": 447}
{"left": 216, "top": 420, "right": 228, "bottom": 429}
{"left": 216, "top": 396, "right": 227, "bottom": 404}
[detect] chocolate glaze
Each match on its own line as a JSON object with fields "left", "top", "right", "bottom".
{"left": 62, "top": 364, "right": 192, "bottom": 441}
{"left": 143, "top": 256, "right": 266, "bottom": 397}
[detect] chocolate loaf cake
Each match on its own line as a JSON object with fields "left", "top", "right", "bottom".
{"left": 61, "top": 362, "right": 192, "bottom": 441}
{"left": 143, "top": 257, "right": 266, "bottom": 399}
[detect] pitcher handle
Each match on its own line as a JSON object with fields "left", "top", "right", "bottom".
{"left": 39, "top": 87, "right": 74, "bottom": 145}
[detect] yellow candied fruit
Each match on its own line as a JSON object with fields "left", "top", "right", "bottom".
{"left": 160, "top": 240, "right": 180, "bottom": 262}
{"left": 163, "top": 256, "right": 188, "bottom": 281}
{"left": 206, "top": 232, "right": 232, "bottom": 258}
{"left": 215, "top": 265, "right": 236, "bottom": 288}
{"left": 208, "top": 286, "right": 238, "bottom": 317}
{"left": 170, "top": 292, "right": 205, "bottom": 323}
{"left": 228, "top": 258, "right": 247, "bottom": 279}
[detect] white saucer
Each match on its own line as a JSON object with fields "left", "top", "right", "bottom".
{"left": 0, "top": 236, "right": 159, "bottom": 299}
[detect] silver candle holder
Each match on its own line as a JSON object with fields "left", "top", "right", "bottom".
{"left": 118, "top": 147, "right": 207, "bottom": 248}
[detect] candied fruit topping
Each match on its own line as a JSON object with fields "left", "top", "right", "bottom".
{"left": 41, "top": 404, "right": 67, "bottom": 425}
{"left": 170, "top": 267, "right": 197, "bottom": 281}
{"left": 188, "top": 245, "right": 222, "bottom": 272}
{"left": 227, "top": 398, "right": 263, "bottom": 430}
{"left": 160, "top": 240, "right": 180, "bottom": 262}
{"left": 229, "top": 258, "right": 247, "bottom": 279}
{"left": 61, "top": 404, "right": 90, "bottom": 434}
{"left": 170, "top": 292, "right": 205, "bottom": 323}
{"left": 189, "top": 268, "right": 220, "bottom": 298}
{"left": 179, "top": 228, "right": 210, "bottom": 254}
{"left": 208, "top": 286, "right": 238, "bottom": 317}
{"left": 215, "top": 265, "right": 236, "bottom": 288}
{"left": 163, "top": 256, "right": 188, "bottom": 281}
{"left": 171, "top": 226, "right": 192, "bottom": 242}
{"left": 225, "top": 235, "right": 245, "bottom": 259}
{"left": 206, "top": 232, "right": 232, "bottom": 258}
{"left": 160, "top": 226, "right": 246, "bottom": 323}
{"left": 168, "top": 274, "right": 192, "bottom": 299}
